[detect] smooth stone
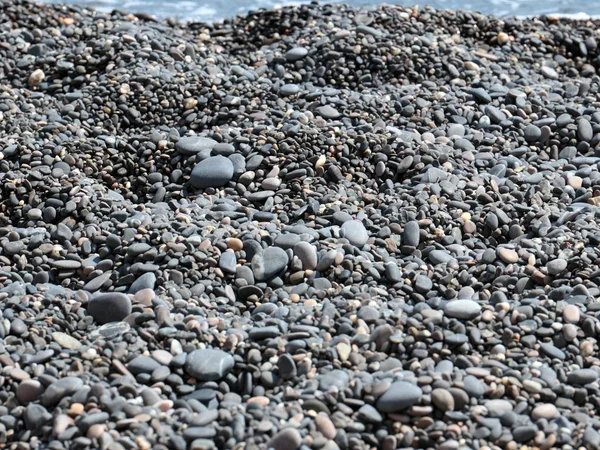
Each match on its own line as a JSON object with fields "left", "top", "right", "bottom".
{"left": 267, "top": 428, "right": 302, "bottom": 450}
{"left": 547, "top": 259, "right": 567, "bottom": 275}
{"left": 52, "top": 332, "right": 81, "bottom": 349}
{"left": 497, "top": 247, "right": 519, "bottom": 263}
{"left": 185, "top": 349, "right": 234, "bottom": 381}
{"left": 376, "top": 381, "right": 422, "bottom": 413}
{"left": 563, "top": 304, "right": 580, "bottom": 324}
{"left": 341, "top": 220, "right": 369, "bottom": 247}
{"left": 252, "top": 247, "right": 289, "bottom": 281}
{"left": 532, "top": 404, "right": 559, "bottom": 420}
{"left": 428, "top": 250, "right": 455, "bottom": 265}
{"left": 319, "top": 370, "right": 349, "bottom": 391}
{"left": 50, "top": 260, "right": 81, "bottom": 270}
{"left": 293, "top": 242, "right": 318, "bottom": 270}
{"left": 578, "top": 118, "right": 593, "bottom": 142}
{"left": 190, "top": 156, "right": 234, "bottom": 189}
{"left": 176, "top": 136, "right": 217, "bottom": 155}
{"left": 567, "top": 368, "right": 598, "bottom": 385}
{"left": 316, "top": 105, "right": 340, "bottom": 120}
{"left": 127, "top": 356, "right": 162, "bottom": 375}
{"left": 524, "top": 124, "right": 542, "bottom": 142}
{"left": 17, "top": 380, "right": 45, "bottom": 404}
{"left": 41, "top": 377, "right": 83, "bottom": 406}
{"left": 444, "top": 300, "right": 482, "bottom": 320}
{"left": 25, "top": 404, "right": 52, "bottom": 430}
{"left": 431, "top": 388, "right": 455, "bottom": 412}
{"left": 279, "top": 84, "right": 300, "bottom": 96}
{"left": 285, "top": 47, "right": 308, "bottom": 61}
{"left": 129, "top": 272, "right": 156, "bottom": 294}
{"left": 219, "top": 251, "right": 237, "bottom": 274}
{"left": 403, "top": 220, "right": 420, "bottom": 247}
{"left": 87, "top": 293, "right": 132, "bottom": 324}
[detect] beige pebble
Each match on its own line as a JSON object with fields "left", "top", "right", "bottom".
{"left": 563, "top": 304, "right": 580, "bottom": 324}
{"left": 248, "top": 396, "right": 270, "bottom": 406}
{"left": 532, "top": 404, "right": 559, "bottom": 420}
{"left": 568, "top": 175, "right": 583, "bottom": 189}
{"left": 227, "top": 238, "right": 243, "bottom": 251}
{"left": 497, "top": 32, "right": 510, "bottom": 44}
{"left": 28, "top": 69, "right": 45, "bottom": 87}
{"left": 87, "top": 424, "right": 106, "bottom": 439}
{"left": 315, "top": 414, "right": 336, "bottom": 439}
{"left": 497, "top": 247, "right": 519, "bottom": 263}
{"left": 67, "top": 403, "right": 85, "bottom": 417}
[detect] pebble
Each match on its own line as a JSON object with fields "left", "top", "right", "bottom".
{"left": 190, "top": 156, "right": 234, "bottom": 189}
{"left": 185, "top": 349, "right": 235, "bottom": 381}
{"left": 0, "top": 2, "right": 599, "bottom": 449}
{"left": 444, "top": 300, "right": 482, "bottom": 320}
{"left": 376, "top": 381, "right": 423, "bottom": 413}
{"left": 341, "top": 220, "right": 369, "bottom": 247}
{"left": 87, "top": 293, "right": 132, "bottom": 324}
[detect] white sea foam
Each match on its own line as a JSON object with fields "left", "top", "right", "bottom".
{"left": 40, "top": 0, "right": 600, "bottom": 23}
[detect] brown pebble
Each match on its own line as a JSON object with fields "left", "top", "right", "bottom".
{"left": 315, "top": 414, "right": 336, "bottom": 439}
{"left": 227, "top": 238, "right": 243, "bottom": 251}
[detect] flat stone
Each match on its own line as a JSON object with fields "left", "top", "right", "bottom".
{"left": 341, "top": 220, "right": 369, "bottom": 247}
{"left": 285, "top": 47, "right": 308, "bottom": 61}
{"left": 52, "top": 332, "right": 81, "bottom": 349}
{"left": 567, "top": 368, "right": 598, "bottom": 385}
{"left": 176, "top": 136, "right": 217, "bottom": 155}
{"left": 87, "top": 293, "right": 132, "bottom": 324}
{"left": 41, "top": 377, "right": 83, "bottom": 406}
{"left": 403, "top": 220, "right": 420, "bottom": 247}
{"left": 497, "top": 247, "right": 519, "bottom": 263}
{"left": 185, "top": 349, "right": 234, "bottom": 381}
{"left": 267, "top": 428, "right": 302, "bottom": 450}
{"left": 428, "top": 250, "right": 455, "bottom": 265}
{"left": 252, "top": 247, "right": 289, "bottom": 281}
{"left": 190, "top": 155, "right": 234, "bottom": 189}
{"left": 129, "top": 272, "right": 156, "bottom": 294}
{"left": 293, "top": 241, "right": 318, "bottom": 270}
{"left": 444, "top": 300, "right": 482, "bottom": 320}
{"left": 127, "top": 356, "right": 162, "bottom": 375}
{"left": 376, "top": 381, "right": 422, "bottom": 413}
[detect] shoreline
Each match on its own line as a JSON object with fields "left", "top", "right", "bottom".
{"left": 1, "top": 0, "right": 600, "bottom": 449}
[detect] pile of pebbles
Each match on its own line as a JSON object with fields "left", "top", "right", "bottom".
{"left": 3, "top": 0, "right": 600, "bottom": 448}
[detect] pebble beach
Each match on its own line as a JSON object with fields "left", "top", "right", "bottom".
{"left": 2, "top": 0, "right": 600, "bottom": 449}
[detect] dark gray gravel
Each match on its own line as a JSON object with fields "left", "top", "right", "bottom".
{"left": 1, "top": 1, "right": 600, "bottom": 449}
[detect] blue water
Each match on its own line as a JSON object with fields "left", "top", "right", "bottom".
{"left": 42, "top": 0, "right": 600, "bottom": 24}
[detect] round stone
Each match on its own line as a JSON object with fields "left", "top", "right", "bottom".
{"left": 267, "top": 428, "right": 302, "bottom": 450}
{"left": 176, "top": 136, "right": 218, "bottom": 155}
{"left": 190, "top": 155, "right": 234, "bottom": 189}
{"left": 87, "top": 293, "right": 132, "bottom": 324}
{"left": 251, "top": 247, "right": 289, "bottom": 281}
{"left": 376, "top": 381, "right": 422, "bottom": 413}
{"left": 563, "top": 304, "right": 580, "bottom": 324}
{"left": 285, "top": 47, "right": 308, "bottom": 61}
{"left": 402, "top": 220, "right": 420, "bottom": 247}
{"left": 444, "top": 300, "right": 482, "bottom": 320}
{"left": 293, "top": 241, "right": 318, "bottom": 270}
{"left": 341, "top": 220, "right": 369, "bottom": 247}
{"left": 431, "top": 388, "right": 455, "bottom": 412}
{"left": 185, "top": 349, "right": 235, "bottom": 381}
{"left": 547, "top": 259, "right": 567, "bottom": 275}
{"left": 532, "top": 404, "right": 559, "bottom": 420}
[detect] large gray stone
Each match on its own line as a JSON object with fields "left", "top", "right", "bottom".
{"left": 190, "top": 155, "right": 234, "bottom": 189}
{"left": 185, "top": 349, "right": 235, "bottom": 381}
